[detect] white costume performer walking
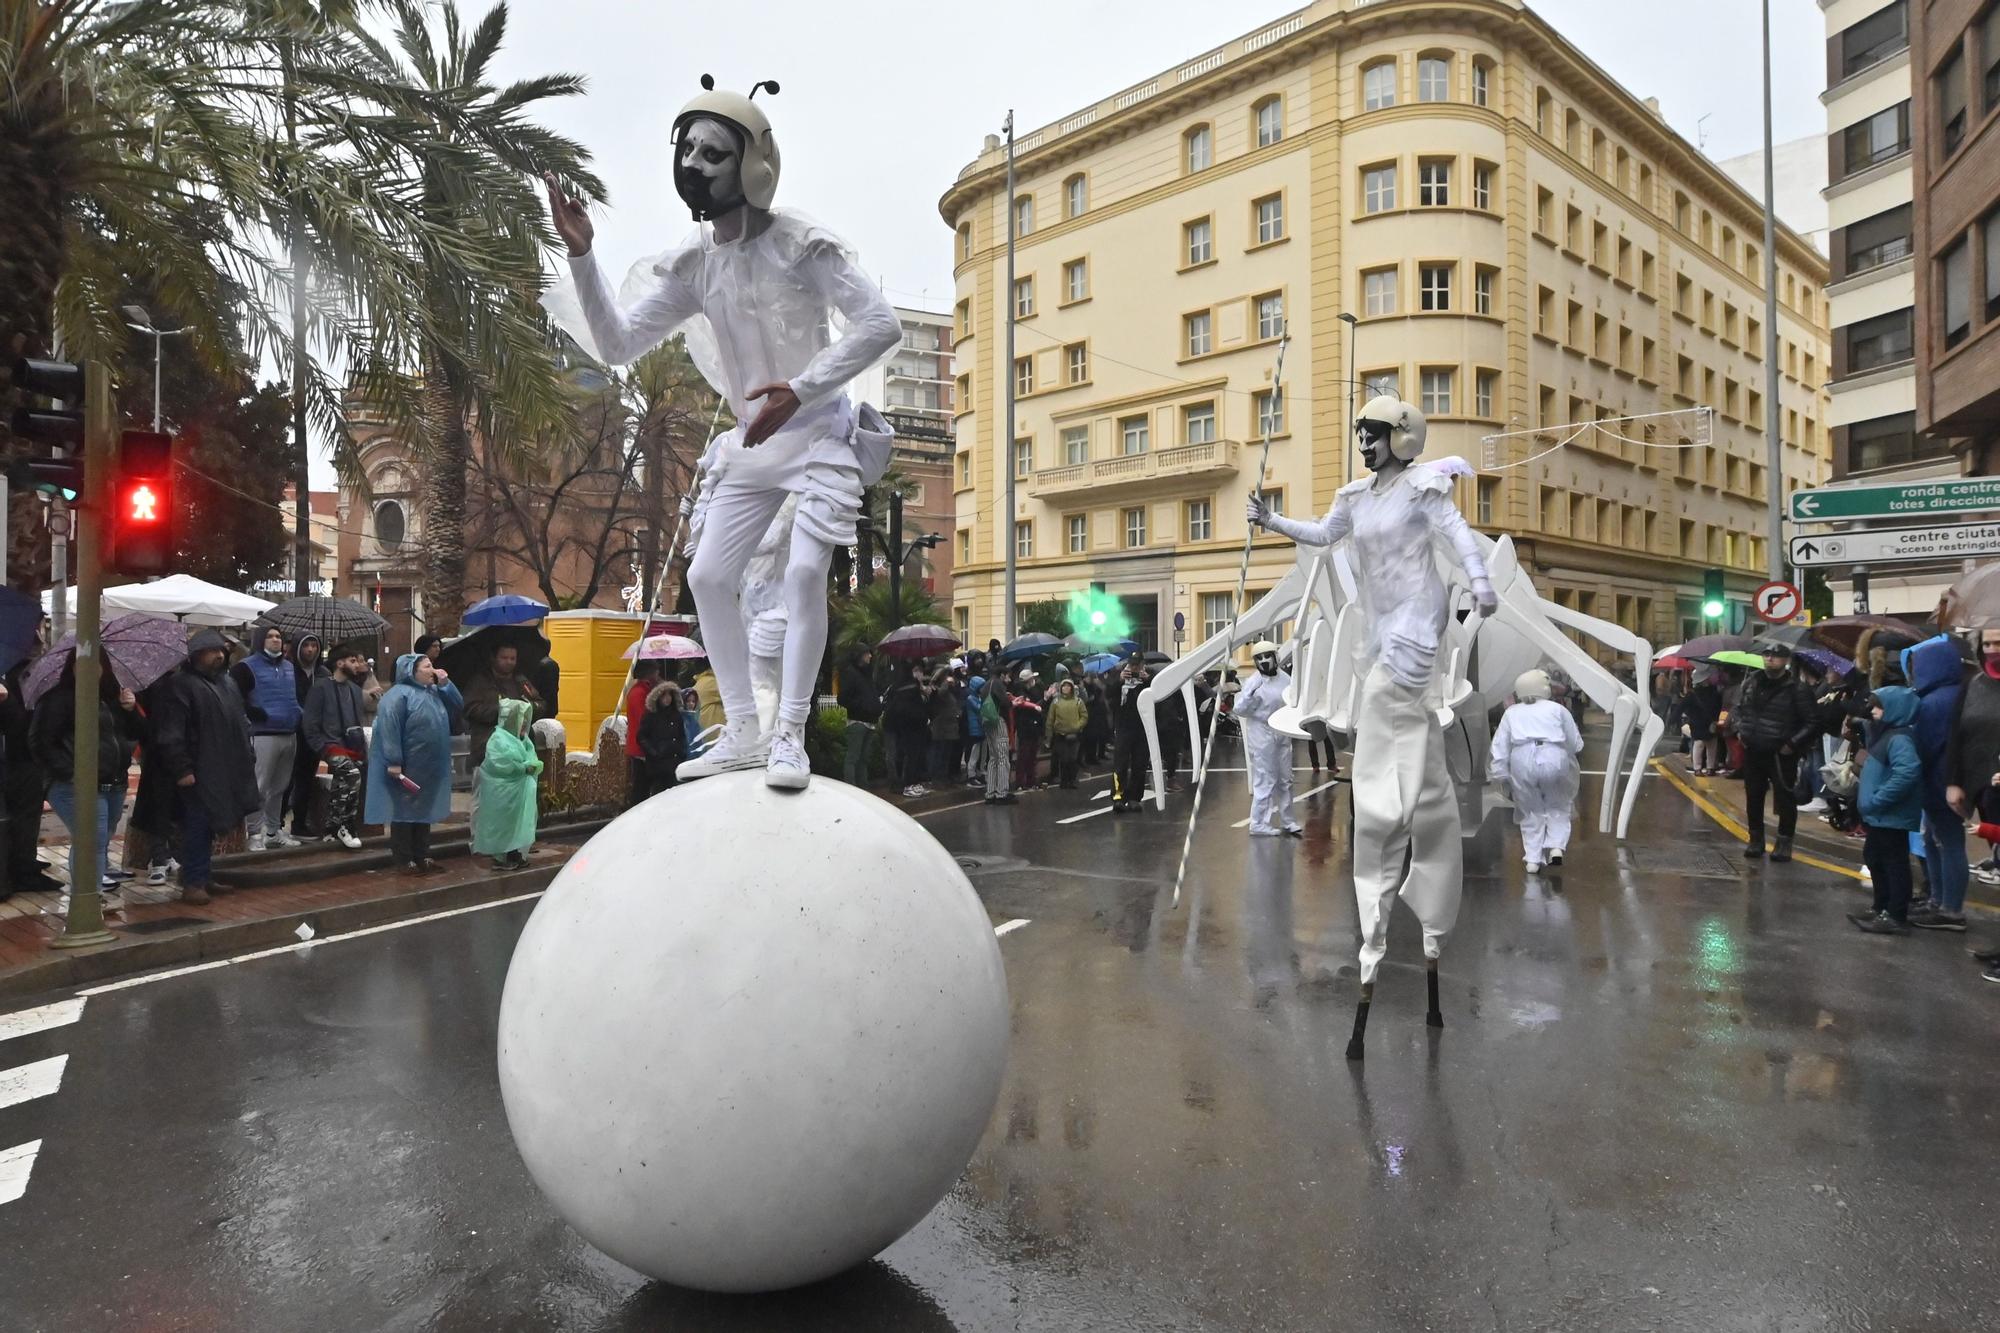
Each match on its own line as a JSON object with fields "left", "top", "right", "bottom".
{"left": 543, "top": 78, "right": 899, "bottom": 790}
{"left": 1235, "top": 642, "right": 1302, "bottom": 837}
{"left": 1247, "top": 395, "right": 1495, "bottom": 1057}
{"left": 1489, "top": 669, "right": 1584, "bottom": 873}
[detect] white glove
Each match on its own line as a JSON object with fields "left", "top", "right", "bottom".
{"left": 1680, "top": 723, "right": 1691, "bottom": 738}
{"left": 1245, "top": 493, "right": 1270, "bottom": 528}
{"left": 1472, "top": 577, "right": 1499, "bottom": 618}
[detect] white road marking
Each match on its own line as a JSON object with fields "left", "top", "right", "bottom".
{"left": 1060, "top": 793, "right": 1156, "bottom": 825}
{"left": 1231, "top": 777, "right": 1344, "bottom": 828}
{"left": 994, "top": 919, "right": 1031, "bottom": 937}
{"left": 0, "top": 1140, "right": 42, "bottom": 1206}
{"left": 0, "top": 998, "right": 85, "bottom": 1045}
{"left": 0, "top": 1055, "right": 67, "bottom": 1111}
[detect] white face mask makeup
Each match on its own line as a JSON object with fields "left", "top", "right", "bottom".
{"left": 675, "top": 118, "right": 745, "bottom": 221}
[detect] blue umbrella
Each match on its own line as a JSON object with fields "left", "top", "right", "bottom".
{"left": 1080, "top": 652, "right": 1123, "bottom": 674}
{"left": 999, "top": 631, "right": 1064, "bottom": 662}
{"left": 0, "top": 587, "right": 41, "bottom": 678}
{"left": 463, "top": 594, "right": 550, "bottom": 627}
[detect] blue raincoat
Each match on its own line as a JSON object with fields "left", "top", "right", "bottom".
{"left": 364, "top": 654, "right": 455, "bottom": 825}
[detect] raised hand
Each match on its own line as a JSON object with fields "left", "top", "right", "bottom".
{"left": 743, "top": 381, "right": 801, "bottom": 447}
{"left": 543, "top": 172, "right": 593, "bottom": 257}
{"left": 1245, "top": 493, "right": 1270, "bottom": 527}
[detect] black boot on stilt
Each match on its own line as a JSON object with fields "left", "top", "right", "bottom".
{"left": 1426, "top": 960, "right": 1444, "bottom": 1029}
{"left": 1346, "top": 983, "right": 1373, "bottom": 1061}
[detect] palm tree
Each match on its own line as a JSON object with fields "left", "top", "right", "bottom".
{"left": 833, "top": 580, "right": 945, "bottom": 659}
{"left": 352, "top": 0, "right": 603, "bottom": 629}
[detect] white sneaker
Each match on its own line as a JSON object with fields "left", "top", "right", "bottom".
{"left": 1548, "top": 850, "right": 1564, "bottom": 867}
{"left": 146, "top": 863, "right": 170, "bottom": 886}
{"left": 267, "top": 829, "right": 300, "bottom": 849}
{"left": 676, "top": 720, "right": 768, "bottom": 781}
{"left": 1247, "top": 825, "right": 1282, "bottom": 837}
{"left": 1525, "top": 860, "right": 1542, "bottom": 873}
{"left": 247, "top": 832, "right": 267, "bottom": 852}
{"left": 765, "top": 726, "right": 810, "bottom": 791}
{"left": 334, "top": 827, "right": 362, "bottom": 851}
{"left": 1798, "top": 798, "right": 1828, "bottom": 814}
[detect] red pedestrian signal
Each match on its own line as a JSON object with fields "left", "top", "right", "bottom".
{"left": 111, "top": 429, "right": 173, "bottom": 576}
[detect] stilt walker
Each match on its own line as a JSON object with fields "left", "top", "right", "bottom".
{"left": 542, "top": 76, "right": 900, "bottom": 790}
{"left": 1246, "top": 396, "right": 1497, "bottom": 1058}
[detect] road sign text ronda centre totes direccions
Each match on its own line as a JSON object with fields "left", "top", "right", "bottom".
{"left": 1789, "top": 476, "right": 2000, "bottom": 524}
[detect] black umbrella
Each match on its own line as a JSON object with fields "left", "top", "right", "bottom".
{"left": 999, "top": 631, "right": 1063, "bottom": 662}
{"left": 1142, "top": 649, "right": 1172, "bottom": 666}
{"left": 877, "top": 624, "right": 961, "bottom": 660}
{"left": 1752, "top": 624, "right": 1815, "bottom": 651}
{"left": 257, "top": 595, "right": 388, "bottom": 644}
{"left": 437, "top": 623, "right": 553, "bottom": 684}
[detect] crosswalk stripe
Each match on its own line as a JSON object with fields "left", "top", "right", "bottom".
{"left": 0, "top": 1140, "right": 41, "bottom": 1206}
{"left": 0, "top": 1055, "right": 67, "bottom": 1112}
{"left": 1060, "top": 793, "right": 1156, "bottom": 825}
{"left": 0, "top": 998, "right": 85, "bottom": 1046}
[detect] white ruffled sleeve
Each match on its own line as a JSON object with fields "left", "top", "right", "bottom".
{"left": 543, "top": 248, "right": 702, "bottom": 367}
{"left": 788, "top": 240, "right": 901, "bottom": 409}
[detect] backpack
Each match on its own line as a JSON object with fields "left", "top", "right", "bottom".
{"left": 1820, "top": 741, "right": 1859, "bottom": 798}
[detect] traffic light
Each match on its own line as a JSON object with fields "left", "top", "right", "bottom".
{"left": 1702, "top": 568, "right": 1726, "bottom": 621}
{"left": 7, "top": 356, "right": 86, "bottom": 500}
{"left": 111, "top": 429, "right": 173, "bottom": 575}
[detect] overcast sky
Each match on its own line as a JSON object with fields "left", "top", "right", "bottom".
{"left": 311, "top": 0, "right": 1824, "bottom": 482}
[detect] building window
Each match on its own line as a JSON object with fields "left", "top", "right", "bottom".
{"left": 1185, "top": 124, "right": 1212, "bottom": 173}
{"left": 1064, "top": 259, "right": 1087, "bottom": 303}
{"left": 1013, "top": 277, "right": 1034, "bottom": 318}
{"left": 1419, "top": 263, "right": 1452, "bottom": 312}
{"left": 1255, "top": 387, "right": 1284, "bottom": 436}
{"left": 1986, "top": 208, "right": 2000, "bottom": 321}
{"left": 1938, "top": 47, "right": 1968, "bottom": 157}
{"left": 1013, "top": 195, "right": 1034, "bottom": 237}
{"left": 959, "top": 224, "right": 972, "bottom": 260}
{"left": 1472, "top": 60, "right": 1491, "bottom": 107}
{"left": 1475, "top": 369, "right": 1498, "bottom": 418}
{"left": 1013, "top": 437, "right": 1032, "bottom": 477}
{"left": 1255, "top": 96, "right": 1283, "bottom": 147}
{"left": 1420, "top": 367, "right": 1454, "bottom": 415}
{"left": 1535, "top": 87, "right": 1552, "bottom": 137}
{"left": 1185, "top": 311, "right": 1212, "bottom": 357}
{"left": 1536, "top": 187, "right": 1554, "bottom": 236}
{"left": 1014, "top": 356, "right": 1034, "bottom": 396}
{"left": 1985, "top": 3, "right": 2000, "bottom": 111}
{"left": 1942, "top": 234, "right": 1972, "bottom": 349}
{"left": 1842, "top": 203, "right": 1912, "bottom": 277}
{"left": 955, "top": 299, "right": 971, "bottom": 338}
{"left": 1186, "top": 498, "right": 1213, "bottom": 541}
{"left": 1840, "top": 101, "right": 1910, "bottom": 177}
{"left": 1255, "top": 194, "right": 1285, "bottom": 244}
{"left": 1121, "top": 415, "right": 1149, "bottom": 455}
{"left": 957, "top": 530, "right": 971, "bottom": 563}
{"left": 1256, "top": 292, "right": 1284, "bottom": 340}
{"left": 1066, "top": 514, "right": 1088, "bottom": 553}
{"left": 1472, "top": 161, "right": 1493, "bottom": 210}
{"left": 374, "top": 500, "right": 406, "bottom": 549}
{"left": 1417, "top": 56, "right": 1449, "bottom": 102}
{"left": 1473, "top": 266, "right": 1495, "bottom": 315}
{"left": 1015, "top": 520, "right": 1033, "bottom": 558}
{"left": 1201, "top": 591, "right": 1234, "bottom": 638}
{"left": 1183, "top": 402, "right": 1217, "bottom": 445}
{"left": 1184, "top": 217, "right": 1213, "bottom": 266}
{"left": 1065, "top": 174, "right": 1087, "bottom": 218}
{"left": 1363, "top": 60, "right": 1396, "bottom": 110}
{"left": 1056, "top": 343, "right": 1083, "bottom": 385}
{"left": 1061, "top": 425, "right": 1089, "bottom": 465}
{"left": 1124, "top": 506, "right": 1147, "bottom": 548}
{"left": 957, "top": 450, "right": 972, "bottom": 488}
{"left": 1844, "top": 308, "right": 1914, "bottom": 372}
{"left": 1840, "top": 0, "right": 1907, "bottom": 77}
{"left": 1364, "top": 369, "right": 1400, "bottom": 400}
{"left": 955, "top": 605, "right": 971, "bottom": 642}
{"left": 1564, "top": 108, "right": 1581, "bottom": 157}
{"left": 1364, "top": 265, "right": 1398, "bottom": 316}
{"left": 1363, "top": 164, "right": 1397, "bottom": 213}
{"left": 1418, "top": 158, "right": 1450, "bottom": 207}
{"left": 1846, "top": 411, "right": 1938, "bottom": 471}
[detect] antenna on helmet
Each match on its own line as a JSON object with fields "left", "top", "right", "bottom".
{"left": 750, "top": 79, "right": 780, "bottom": 99}
{"left": 699, "top": 73, "right": 715, "bottom": 90}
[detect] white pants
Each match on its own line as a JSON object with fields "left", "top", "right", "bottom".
{"left": 249, "top": 733, "right": 296, "bottom": 835}
{"left": 1245, "top": 724, "right": 1297, "bottom": 833}
{"left": 1350, "top": 664, "right": 1462, "bottom": 983}
{"left": 1505, "top": 743, "right": 1578, "bottom": 866}
{"left": 686, "top": 485, "right": 838, "bottom": 731}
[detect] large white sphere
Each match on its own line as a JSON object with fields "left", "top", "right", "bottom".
{"left": 497, "top": 773, "right": 1010, "bottom": 1293}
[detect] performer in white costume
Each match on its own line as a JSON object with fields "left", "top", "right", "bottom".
{"left": 1235, "top": 641, "right": 1303, "bottom": 838}
{"left": 1488, "top": 668, "right": 1585, "bottom": 873}
{"left": 1246, "top": 395, "right": 1496, "bottom": 1058}
{"left": 543, "top": 77, "right": 900, "bottom": 789}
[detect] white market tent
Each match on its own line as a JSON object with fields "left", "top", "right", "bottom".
{"left": 39, "top": 574, "right": 276, "bottom": 626}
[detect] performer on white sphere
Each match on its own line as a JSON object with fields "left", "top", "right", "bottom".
{"left": 542, "top": 77, "right": 900, "bottom": 790}
{"left": 1488, "top": 668, "right": 1584, "bottom": 873}
{"left": 1235, "top": 640, "right": 1303, "bottom": 838}
{"left": 1245, "top": 395, "right": 1496, "bottom": 1057}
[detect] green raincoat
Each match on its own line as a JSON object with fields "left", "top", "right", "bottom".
{"left": 472, "top": 697, "right": 542, "bottom": 856}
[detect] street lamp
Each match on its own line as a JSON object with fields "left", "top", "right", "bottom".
{"left": 857, "top": 491, "right": 945, "bottom": 632}
{"left": 121, "top": 304, "right": 190, "bottom": 432}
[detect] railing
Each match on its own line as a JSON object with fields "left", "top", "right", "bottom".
{"left": 1028, "top": 439, "right": 1240, "bottom": 496}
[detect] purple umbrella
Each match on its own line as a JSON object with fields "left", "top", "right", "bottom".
{"left": 22, "top": 613, "right": 190, "bottom": 707}
{"left": 1794, "top": 646, "right": 1858, "bottom": 679}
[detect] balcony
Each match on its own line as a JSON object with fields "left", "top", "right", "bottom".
{"left": 1027, "top": 438, "right": 1240, "bottom": 500}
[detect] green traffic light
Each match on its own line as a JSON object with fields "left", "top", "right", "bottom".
{"left": 1702, "top": 599, "right": 1724, "bottom": 618}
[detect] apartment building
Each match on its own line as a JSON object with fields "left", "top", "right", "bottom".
{"left": 941, "top": 0, "right": 1831, "bottom": 654}
{"left": 854, "top": 306, "right": 960, "bottom": 601}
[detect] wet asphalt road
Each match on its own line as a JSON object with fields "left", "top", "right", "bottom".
{"left": 3, "top": 739, "right": 1999, "bottom": 1331}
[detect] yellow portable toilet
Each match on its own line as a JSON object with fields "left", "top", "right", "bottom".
{"left": 544, "top": 610, "right": 692, "bottom": 752}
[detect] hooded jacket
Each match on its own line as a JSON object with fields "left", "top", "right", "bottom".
{"left": 1945, "top": 654, "right": 2000, "bottom": 798}
{"left": 472, "top": 697, "right": 541, "bottom": 855}
{"left": 151, "top": 633, "right": 262, "bottom": 828}
{"left": 638, "top": 680, "right": 688, "bottom": 781}
{"left": 1730, "top": 666, "right": 1818, "bottom": 752}
{"left": 1898, "top": 635, "right": 1965, "bottom": 812}
{"left": 837, "top": 653, "right": 882, "bottom": 725}
{"left": 1858, "top": 687, "right": 1924, "bottom": 832}
{"left": 364, "top": 654, "right": 455, "bottom": 825}
{"left": 962, "top": 676, "right": 985, "bottom": 739}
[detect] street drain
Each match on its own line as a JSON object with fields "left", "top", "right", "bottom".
{"left": 1625, "top": 846, "right": 1744, "bottom": 880}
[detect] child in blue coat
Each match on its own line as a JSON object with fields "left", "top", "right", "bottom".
{"left": 1852, "top": 686, "right": 1923, "bottom": 934}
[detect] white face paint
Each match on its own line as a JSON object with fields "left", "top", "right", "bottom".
{"left": 676, "top": 118, "right": 744, "bottom": 219}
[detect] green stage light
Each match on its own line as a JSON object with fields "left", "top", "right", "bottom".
{"left": 1067, "top": 588, "right": 1130, "bottom": 644}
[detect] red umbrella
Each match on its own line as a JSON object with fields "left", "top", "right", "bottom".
{"left": 1653, "top": 655, "right": 1694, "bottom": 672}
{"left": 877, "top": 624, "right": 960, "bottom": 660}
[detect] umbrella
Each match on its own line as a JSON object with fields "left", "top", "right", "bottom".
{"left": 1653, "top": 655, "right": 1694, "bottom": 672}
{"left": 1653, "top": 643, "right": 1684, "bottom": 661}
{"left": 1679, "top": 633, "right": 1750, "bottom": 659}
{"left": 1795, "top": 646, "right": 1859, "bottom": 678}
{"left": 436, "top": 623, "right": 552, "bottom": 684}
{"left": 22, "top": 614, "right": 188, "bottom": 707}
{"left": 258, "top": 595, "right": 388, "bottom": 644}
{"left": 100, "top": 574, "right": 275, "bottom": 626}
{"left": 462, "top": 593, "right": 550, "bottom": 628}
{"left": 1142, "top": 649, "right": 1173, "bottom": 666}
{"left": 1940, "top": 563, "right": 2000, "bottom": 630}
{"left": 1753, "top": 624, "right": 1815, "bottom": 650}
{"left": 1808, "top": 614, "right": 1921, "bottom": 658}
{"left": 1080, "top": 651, "right": 1123, "bottom": 674}
{"left": 1061, "top": 631, "right": 1138, "bottom": 655}
{"left": 0, "top": 587, "right": 41, "bottom": 678}
{"left": 999, "top": 631, "right": 1064, "bottom": 662}
{"left": 1706, "top": 649, "right": 1766, "bottom": 670}
{"left": 877, "top": 624, "right": 961, "bottom": 660}
{"left": 621, "top": 633, "right": 705, "bottom": 662}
